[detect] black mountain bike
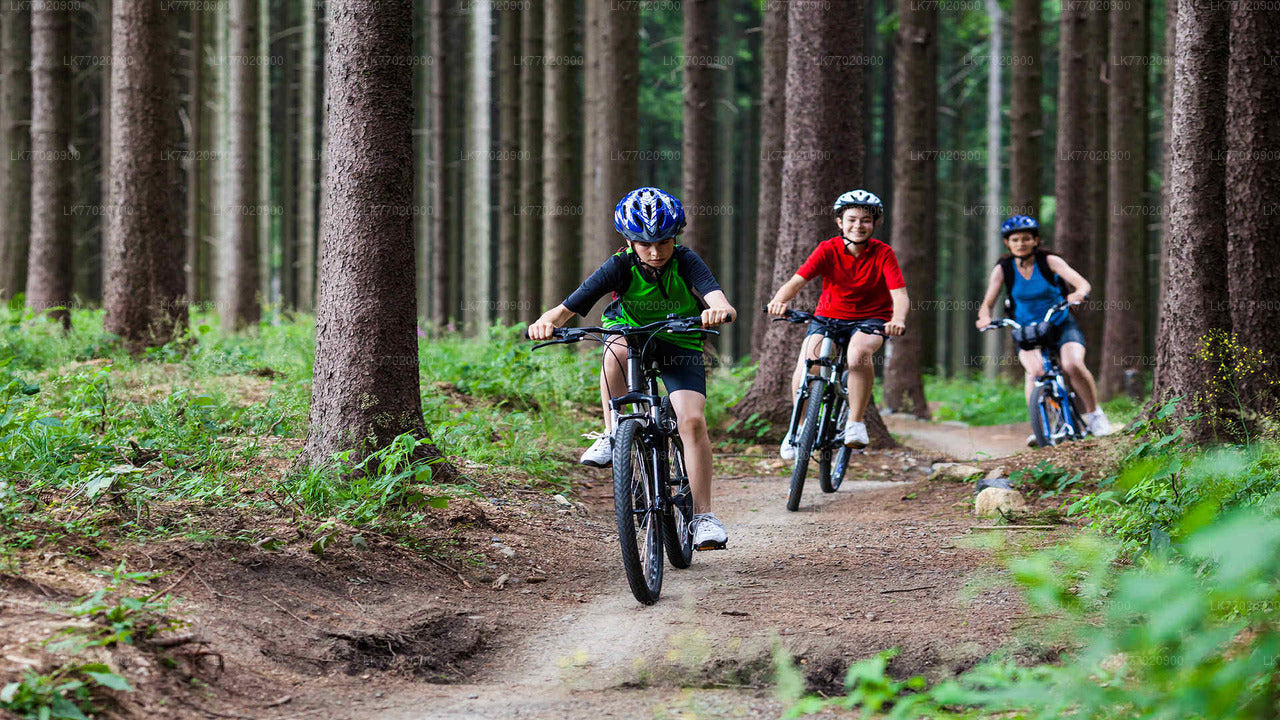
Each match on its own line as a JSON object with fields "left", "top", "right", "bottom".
{"left": 981, "top": 300, "right": 1089, "bottom": 447}
{"left": 773, "top": 309, "right": 890, "bottom": 511}
{"left": 531, "top": 316, "right": 716, "bottom": 605}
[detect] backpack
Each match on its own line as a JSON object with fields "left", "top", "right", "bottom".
{"left": 998, "top": 250, "right": 1070, "bottom": 316}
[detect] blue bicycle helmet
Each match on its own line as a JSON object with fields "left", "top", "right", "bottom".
{"left": 1000, "top": 214, "right": 1039, "bottom": 237}
{"left": 614, "top": 187, "right": 687, "bottom": 244}
{"left": 832, "top": 189, "right": 884, "bottom": 219}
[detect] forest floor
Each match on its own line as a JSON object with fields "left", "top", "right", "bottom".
{"left": 2, "top": 402, "right": 1125, "bottom": 720}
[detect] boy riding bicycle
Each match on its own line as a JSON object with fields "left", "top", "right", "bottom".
{"left": 974, "top": 214, "right": 1113, "bottom": 440}
{"left": 766, "top": 190, "right": 907, "bottom": 457}
{"left": 527, "top": 187, "right": 737, "bottom": 550}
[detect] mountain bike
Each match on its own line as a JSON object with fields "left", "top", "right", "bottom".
{"left": 530, "top": 316, "right": 716, "bottom": 605}
{"left": 772, "top": 309, "right": 890, "bottom": 512}
{"left": 981, "top": 300, "right": 1089, "bottom": 447}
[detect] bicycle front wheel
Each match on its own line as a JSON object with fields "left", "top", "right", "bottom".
{"left": 613, "top": 418, "right": 664, "bottom": 605}
{"left": 788, "top": 377, "right": 826, "bottom": 512}
{"left": 1029, "top": 384, "right": 1066, "bottom": 447}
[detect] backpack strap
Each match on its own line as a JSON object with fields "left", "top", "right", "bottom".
{"left": 1034, "top": 250, "right": 1071, "bottom": 299}
{"left": 998, "top": 256, "right": 1017, "bottom": 314}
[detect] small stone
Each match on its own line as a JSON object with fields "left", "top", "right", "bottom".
{"left": 928, "top": 462, "right": 983, "bottom": 482}
{"left": 974, "top": 487, "right": 1028, "bottom": 517}
{"left": 985, "top": 467, "right": 1007, "bottom": 480}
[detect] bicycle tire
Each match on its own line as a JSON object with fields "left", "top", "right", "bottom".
{"left": 788, "top": 376, "right": 826, "bottom": 511}
{"left": 613, "top": 418, "right": 663, "bottom": 605}
{"left": 1029, "top": 384, "right": 1064, "bottom": 447}
{"left": 818, "top": 398, "right": 847, "bottom": 493}
{"left": 660, "top": 398, "right": 694, "bottom": 569}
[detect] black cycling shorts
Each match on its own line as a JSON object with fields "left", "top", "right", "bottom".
{"left": 804, "top": 316, "right": 887, "bottom": 345}
{"left": 604, "top": 339, "right": 706, "bottom": 396}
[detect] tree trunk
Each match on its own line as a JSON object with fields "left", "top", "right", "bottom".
{"left": 1152, "top": 0, "right": 1230, "bottom": 443}
{"left": 540, "top": 0, "right": 580, "bottom": 310}
{"left": 495, "top": 5, "right": 519, "bottom": 326}
{"left": 597, "top": 0, "right": 638, "bottom": 257}
{"left": 463, "top": 2, "right": 491, "bottom": 333}
{"left": 1099, "top": 0, "right": 1147, "bottom": 400}
{"left": 1009, "top": 0, "right": 1041, "bottom": 217}
{"left": 103, "top": 0, "right": 187, "bottom": 350}
{"left": 258, "top": 0, "right": 272, "bottom": 307}
{"left": 1225, "top": 0, "right": 1280, "bottom": 422}
{"left": 299, "top": 0, "right": 445, "bottom": 470}
{"left": 186, "top": 4, "right": 202, "bottom": 303}
{"left": 1156, "top": 0, "right": 1176, "bottom": 324}
{"left": 517, "top": 0, "right": 543, "bottom": 322}
{"left": 980, "top": 0, "right": 1002, "bottom": 379}
{"left": 0, "top": 3, "right": 31, "bottom": 299}
{"left": 580, "top": 0, "right": 600, "bottom": 291}
{"left": 219, "top": 0, "right": 260, "bottom": 331}
{"left": 747, "top": 0, "right": 787, "bottom": 358}
{"left": 733, "top": 0, "right": 893, "bottom": 447}
{"left": 681, "top": 0, "right": 717, "bottom": 266}
{"left": 278, "top": 3, "right": 297, "bottom": 310}
{"left": 882, "top": 0, "right": 936, "bottom": 419}
{"left": 1053, "top": 0, "right": 1090, "bottom": 274}
{"left": 297, "top": 0, "right": 317, "bottom": 314}
{"left": 26, "top": 3, "right": 73, "bottom": 328}
{"left": 1083, "top": 7, "right": 1109, "bottom": 362}
{"left": 429, "top": 0, "right": 453, "bottom": 327}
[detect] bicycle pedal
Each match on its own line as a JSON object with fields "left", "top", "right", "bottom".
{"left": 694, "top": 540, "right": 728, "bottom": 551}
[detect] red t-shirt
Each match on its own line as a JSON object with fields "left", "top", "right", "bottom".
{"left": 796, "top": 237, "right": 906, "bottom": 321}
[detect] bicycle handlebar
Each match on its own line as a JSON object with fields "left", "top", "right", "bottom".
{"left": 528, "top": 315, "right": 719, "bottom": 350}
{"left": 763, "top": 305, "right": 892, "bottom": 338}
{"left": 980, "top": 299, "right": 1080, "bottom": 333}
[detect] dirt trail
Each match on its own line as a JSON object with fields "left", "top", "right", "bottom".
{"left": 365, "top": 432, "right": 1034, "bottom": 719}
{"left": 884, "top": 414, "right": 1031, "bottom": 460}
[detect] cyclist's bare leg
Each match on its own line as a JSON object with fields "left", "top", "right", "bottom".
{"left": 846, "top": 332, "right": 884, "bottom": 422}
{"left": 1058, "top": 342, "right": 1099, "bottom": 413}
{"left": 599, "top": 336, "right": 629, "bottom": 433}
{"left": 790, "top": 334, "right": 826, "bottom": 396}
{"left": 1018, "top": 349, "right": 1046, "bottom": 404}
{"left": 668, "top": 390, "right": 712, "bottom": 514}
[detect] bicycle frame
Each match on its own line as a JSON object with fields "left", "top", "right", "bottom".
{"left": 785, "top": 334, "right": 849, "bottom": 453}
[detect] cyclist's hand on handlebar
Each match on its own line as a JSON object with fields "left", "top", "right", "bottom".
{"left": 884, "top": 320, "right": 906, "bottom": 337}
{"left": 527, "top": 320, "right": 557, "bottom": 341}
{"left": 701, "top": 307, "right": 735, "bottom": 327}
{"left": 1066, "top": 291, "right": 1087, "bottom": 305}
{"left": 765, "top": 299, "right": 788, "bottom": 316}
{"left": 975, "top": 311, "right": 991, "bottom": 330}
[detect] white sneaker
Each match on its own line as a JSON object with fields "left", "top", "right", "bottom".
{"left": 780, "top": 430, "right": 796, "bottom": 461}
{"left": 1026, "top": 434, "right": 1038, "bottom": 447}
{"left": 692, "top": 513, "right": 728, "bottom": 550}
{"left": 579, "top": 431, "right": 612, "bottom": 467}
{"left": 1085, "top": 409, "right": 1114, "bottom": 436}
{"left": 842, "top": 419, "right": 869, "bottom": 448}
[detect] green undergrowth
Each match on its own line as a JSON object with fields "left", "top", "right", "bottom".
{"left": 781, "top": 397, "right": 1280, "bottom": 719}
{"left": 0, "top": 310, "right": 749, "bottom": 555}
{"left": 921, "top": 372, "right": 1142, "bottom": 428}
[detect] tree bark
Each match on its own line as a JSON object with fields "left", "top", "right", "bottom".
{"left": 496, "top": 5, "right": 520, "bottom": 326}
{"left": 733, "top": 0, "right": 893, "bottom": 447}
{"left": 297, "top": 0, "right": 317, "bottom": 313}
{"left": 1152, "top": 0, "right": 1230, "bottom": 444}
{"left": 103, "top": 0, "right": 188, "bottom": 350}
{"left": 1156, "top": 0, "right": 1176, "bottom": 325}
{"left": 219, "top": 0, "right": 261, "bottom": 331}
{"left": 681, "top": 0, "right": 717, "bottom": 265}
{"left": 258, "top": 0, "right": 272, "bottom": 307}
{"left": 580, "top": 0, "right": 600, "bottom": 291}
{"left": 0, "top": 3, "right": 31, "bottom": 299}
{"left": 1009, "top": 0, "right": 1041, "bottom": 218}
{"left": 517, "top": 0, "right": 544, "bottom": 322}
{"left": 540, "top": 0, "right": 580, "bottom": 310}
{"left": 1083, "top": 7, "right": 1109, "bottom": 362}
{"left": 597, "top": 0, "right": 638, "bottom": 258}
{"left": 26, "top": 3, "right": 73, "bottom": 328}
{"left": 429, "top": 0, "right": 453, "bottom": 327}
{"left": 748, "top": 0, "right": 787, "bottom": 358}
{"left": 1225, "top": 0, "right": 1280, "bottom": 420}
{"left": 980, "top": 0, "right": 1002, "bottom": 379}
{"left": 1053, "top": 0, "right": 1090, "bottom": 275}
{"left": 1099, "top": 0, "right": 1147, "bottom": 400}
{"left": 882, "top": 0, "right": 936, "bottom": 419}
{"left": 463, "top": 2, "right": 491, "bottom": 333}
{"left": 186, "top": 3, "right": 202, "bottom": 303}
{"left": 300, "top": 0, "right": 443, "bottom": 469}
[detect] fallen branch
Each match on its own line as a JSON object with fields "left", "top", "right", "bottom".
{"left": 879, "top": 585, "right": 938, "bottom": 594}
{"left": 970, "top": 525, "right": 1058, "bottom": 530}
{"left": 145, "top": 565, "right": 195, "bottom": 602}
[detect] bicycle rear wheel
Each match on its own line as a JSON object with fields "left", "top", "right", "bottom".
{"left": 613, "top": 419, "right": 663, "bottom": 605}
{"left": 788, "top": 377, "right": 825, "bottom": 511}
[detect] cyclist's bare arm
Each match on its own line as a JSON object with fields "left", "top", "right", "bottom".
{"left": 528, "top": 304, "right": 575, "bottom": 341}
{"left": 701, "top": 290, "right": 737, "bottom": 327}
{"left": 766, "top": 274, "right": 808, "bottom": 315}
{"left": 1046, "top": 254, "right": 1091, "bottom": 302}
{"left": 887, "top": 287, "right": 909, "bottom": 336}
{"left": 976, "top": 265, "right": 1004, "bottom": 329}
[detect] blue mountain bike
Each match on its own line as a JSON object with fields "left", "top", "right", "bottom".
{"left": 981, "top": 300, "right": 1089, "bottom": 447}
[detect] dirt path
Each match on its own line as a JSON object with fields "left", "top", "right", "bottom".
{"left": 365, "top": 442, "right": 1030, "bottom": 719}
{"left": 884, "top": 414, "right": 1031, "bottom": 460}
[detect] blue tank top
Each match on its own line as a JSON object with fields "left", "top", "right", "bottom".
{"left": 1010, "top": 260, "right": 1066, "bottom": 326}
